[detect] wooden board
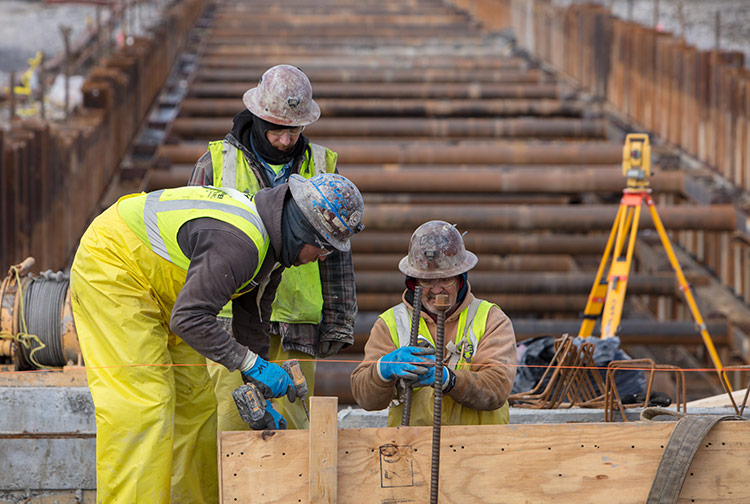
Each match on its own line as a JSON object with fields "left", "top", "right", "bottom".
{"left": 218, "top": 399, "right": 750, "bottom": 503}
{"left": 686, "top": 388, "right": 749, "bottom": 408}
{"left": 0, "top": 366, "right": 88, "bottom": 387}
{"left": 309, "top": 396, "right": 337, "bottom": 503}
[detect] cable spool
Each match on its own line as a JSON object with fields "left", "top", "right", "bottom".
{"left": 20, "top": 271, "right": 70, "bottom": 368}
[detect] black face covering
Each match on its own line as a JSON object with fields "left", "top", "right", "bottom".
{"left": 249, "top": 114, "right": 307, "bottom": 165}
{"left": 280, "top": 196, "right": 324, "bottom": 268}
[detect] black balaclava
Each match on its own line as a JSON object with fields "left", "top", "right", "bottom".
{"left": 280, "top": 195, "right": 324, "bottom": 267}
{"left": 246, "top": 112, "right": 307, "bottom": 165}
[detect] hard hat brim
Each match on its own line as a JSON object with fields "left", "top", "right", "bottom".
{"left": 243, "top": 87, "right": 321, "bottom": 127}
{"left": 397, "top": 251, "right": 478, "bottom": 279}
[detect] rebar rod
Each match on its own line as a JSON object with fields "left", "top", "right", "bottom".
{"left": 401, "top": 286, "right": 423, "bottom": 426}
{"left": 430, "top": 294, "right": 451, "bottom": 504}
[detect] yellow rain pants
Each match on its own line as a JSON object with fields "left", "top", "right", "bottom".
{"left": 208, "top": 333, "right": 315, "bottom": 431}
{"left": 70, "top": 204, "right": 218, "bottom": 504}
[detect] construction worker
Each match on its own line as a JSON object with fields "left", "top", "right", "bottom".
{"left": 350, "top": 220, "right": 517, "bottom": 426}
{"left": 188, "top": 64, "right": 356, "bottom": 430}
{"left": 70, "top": 173, "right": 364, "bottom": 503}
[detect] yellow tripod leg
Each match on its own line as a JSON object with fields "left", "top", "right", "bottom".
{"left": 646, "top": 198, "right": 732, "bottom": 392}
{"left": 601, "top": 196, "right": 642, "bottom": 339}
{"left": 579, "top": 204, "right": 625, "bottom": 337}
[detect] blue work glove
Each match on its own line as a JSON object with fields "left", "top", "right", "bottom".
{"left": 263, "top": 400, "right": 287, "bottom": 430}
{"left": 241, "top": 356, "right": 297, "bottom": 402}
{"left": 412, "top": 354, "right": 455, "bottom": 391}
{"left": 377, "top": 346, "right": 435, "bottom": 381}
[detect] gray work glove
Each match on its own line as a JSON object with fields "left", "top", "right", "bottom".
{"left": 318, "top": 340, "right": 347, "bottom": 358}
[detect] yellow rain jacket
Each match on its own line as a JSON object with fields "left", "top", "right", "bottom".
{"left": 70, "top": 186, "right": 273, "bottom": 504}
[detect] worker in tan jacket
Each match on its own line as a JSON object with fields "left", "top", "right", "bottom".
{"left": 351, "top": 220, "right": 517, "bottom": 426}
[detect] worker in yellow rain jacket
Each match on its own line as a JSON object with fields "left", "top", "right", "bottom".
{"left": 189, "top": 64, "right": 356, "bottom": 430}
{"left": 70, "top": 173, "right": 364, "bottom": 503}
{"left": 350, "top": 220, "right": 517, "bottom": 426}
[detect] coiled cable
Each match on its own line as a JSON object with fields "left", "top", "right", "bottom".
{"left": 22, "top": 271, "right": 69, "bottom": 367}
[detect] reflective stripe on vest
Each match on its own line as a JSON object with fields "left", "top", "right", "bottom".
{"left": 208, "top": 139, "right": 338, "bottom": 325}
{"left": 118, "top": 186, "right": 269, "bottom": 286}
{"left": 221, "top": 141, "right": 237, "bottom": 188}
{"left": 209, "top": 140, "right": 261, "bottom": 195}
{"left": 309, "top": 143, "right": 328, "bottom": 176}
{"left": 382, "top": 298, "right": 494, "bottom": 371}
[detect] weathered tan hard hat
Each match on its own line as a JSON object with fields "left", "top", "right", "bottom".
{"left": 398, "top": 220, "right": 477, "bottom": 278}
{"left": 242, "top": 65, "right": 321, "bottom": 126}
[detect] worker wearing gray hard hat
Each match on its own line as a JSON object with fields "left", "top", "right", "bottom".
{"left": 351, "top": 221, "right": 517, "bottom": 426}
{"left": 188, "top": 64, "right": 356, "bottom": 431}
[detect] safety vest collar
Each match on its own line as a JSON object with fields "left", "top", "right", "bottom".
{"left": 386, "top": 297, "right": 490, "bottom": 370}
{"left": 142, "top": 187, "right": 267, "bottom": 266}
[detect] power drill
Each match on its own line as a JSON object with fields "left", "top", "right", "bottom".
{"left": 282, "top": 359, "right": 310, "bottom": 420}
{"left": 232, "top": 359, "right": 310, "bottom": 429}
{"left": 232, "top": 382, "right": 287, "bottom": 430}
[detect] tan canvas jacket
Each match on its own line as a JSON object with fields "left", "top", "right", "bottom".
{"left": 351, "top": 285, "right": 517, "bottom": 412}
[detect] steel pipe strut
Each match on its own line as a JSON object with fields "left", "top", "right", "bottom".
{"left": 158, "top": 141, "right": 624, "bottom": 165}
{"left": 206, "top": 25, "right": 495, "bottom": 39}
{"left": 350, "top": 232, "right": 609, "bottom": 255}
{"left": 356, "top": 293, "right": 589, "bottom": 313}
{"left": 188, "top": 82, "right": 560, "bottom": 100}
{"left": 193, "top": 67, "right": 541, "bottom": 84}
{"left": 147, "top": 166, "right": 674, "bottom": 194}
{"left": 199, "top": 55, "right": 526, "bottom": 70}
{"left": 179, "top": 98, "right": 583, "bottom": 118}
{"left": 358, "top": 204, "right": 735, "bottom": 231}
{"left": 353, "top": 272, "right": 682, "bottom": 295}
{"left": 352, "top": 254, "right": 576, "bottom": 272}
{"left": 170, "top": 117, "right": 605, "bottom": 140}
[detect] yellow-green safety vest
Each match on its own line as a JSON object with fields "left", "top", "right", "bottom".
{"left": 208, "top": 140, "right": 337, "bottom": 323}
{"left": 118, "top": 185, "right": 270, "bottom": 297}
{"left": 380, "top": 299, "right": 510, "bottom": 426}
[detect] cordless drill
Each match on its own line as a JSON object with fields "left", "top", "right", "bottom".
{"left": 232, "top": 359, "right": 310, "bottom": 429}
{"left": 232, "top": 382, "right": 287, "bottom": 430}
{"left": 282, "top": 359, "right": 310, "bottom": 420}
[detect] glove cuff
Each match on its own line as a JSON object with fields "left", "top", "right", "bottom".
{"left": 442, "top": 368, "right": 457, "bottom": 393}
{"left": 239, "top": 350, "right": 259, "bottom": 373}
{"left": 376, "top": 356, "right": 391, "bottom": 382}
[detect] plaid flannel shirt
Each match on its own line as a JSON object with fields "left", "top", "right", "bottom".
{"left": 188, "top": 135, "right": 357, "bottom": 356}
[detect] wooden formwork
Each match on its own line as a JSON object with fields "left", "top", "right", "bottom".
{"left": 218, "top": 397, "right": 750, "bottom": 503}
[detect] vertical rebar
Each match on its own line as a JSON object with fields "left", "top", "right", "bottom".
{"left": 714, "top": 11, "right": 721, "bottom": 51}
{"left": 628, "top": 0, "right": 634, "bottom": 20}
{"left": 430, "top": 293, "right": 451, "bottom": 504}
{"left": 39, "top": 53, "right": 46, "bottom": 120}
{"left": 95, "top": 6, "right": 102, "bottom": 60}
{"left": 60, "top": 25, "right": 72, "bottom": 119}
{"left": 653, "top": 0, "right": 660, "bottom": 29}
{"left": 401, "top": 285, "right": 423, "bottom": 426}
{"left": 677, "top": 1, "right": 686, "bottom": 39}
{"left": 9, "top": 71, "right": 16, "bottom": 121}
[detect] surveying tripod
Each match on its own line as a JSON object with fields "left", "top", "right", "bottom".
{"left": 577, "top": 133, "right": 730, "bottom": 391}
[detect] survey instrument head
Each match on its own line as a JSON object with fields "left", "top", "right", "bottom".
{"left": 622, "top": 133, "right": 651, "bottom": 189}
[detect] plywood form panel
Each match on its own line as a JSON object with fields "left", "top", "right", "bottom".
{"left": 219, "top": 419, "right": 750, "bottom": 503}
